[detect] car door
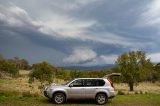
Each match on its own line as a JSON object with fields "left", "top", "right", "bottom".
{"left": 84, "top": 79, "right": 97, "bottom": 99}
{"left": 84, "top": 79, "right": 105, "bottom": 99}
{"left": 67, "top": 79, "right": 85, "bottom": 99}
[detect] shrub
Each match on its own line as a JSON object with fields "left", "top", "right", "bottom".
{"left": 145, "top": 91, "right": 148, "bottom": 94}
{"left": 117, "top": 90, "right": 125, "bottom": 95}
{"left": 29, "top": 61, "right": 56, "bottom": 86}
{"left": 140, "top": 91, "right": 143, "bottom": 94}
{"left": 134, "top": 91, "right": 139, "bottom": 94}
{"left": 0, "top": 90, "right": 21, "bottom": 97}
{"left": 31, "top": 92, "right": 41, "bottom": 97}
{"left": 22, "top": 91, "right": 32, "bottom": 97}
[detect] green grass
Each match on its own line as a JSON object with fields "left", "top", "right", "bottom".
{"left": 112, "top": 94, "right": 160, "bottom": 106}
{"left": 0, "top": 93, "right": 160, "bottom": 106}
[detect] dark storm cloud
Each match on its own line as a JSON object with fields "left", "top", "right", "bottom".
{"left": 0, "top": 0, "right": 160, "bottom": 65}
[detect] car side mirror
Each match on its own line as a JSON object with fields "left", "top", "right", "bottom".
{"left": 69, "top": 84, "right": 73, "bottom": 87}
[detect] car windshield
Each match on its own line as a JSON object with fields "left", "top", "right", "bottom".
{"left": 62, "top": 80, "right": 72, "bottom": 85}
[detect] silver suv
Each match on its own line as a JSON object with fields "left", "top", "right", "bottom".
{"left": 44, "top": 75, "right": 119, "bottom": 105}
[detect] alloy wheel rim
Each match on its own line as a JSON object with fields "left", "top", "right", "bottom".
{"left": 98, "top": 95, "right": 106, "bottom": 104}
{"left": 55, "top": 94, "right": 64, "bottom": 104}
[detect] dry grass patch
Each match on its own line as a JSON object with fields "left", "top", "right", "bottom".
{"left": 114, "top": 82, "right": 160, "bottom": 94}
{"left": 0, "top": 70, "right": 66, "bottom": 97}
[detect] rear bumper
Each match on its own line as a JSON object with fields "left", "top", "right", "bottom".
{"left": 108, "top": 90, "right": 116, "bottom": 98}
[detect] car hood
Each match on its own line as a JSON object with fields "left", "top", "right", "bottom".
{"left": 48, "top": 83, "right": 67, "bottom": 88}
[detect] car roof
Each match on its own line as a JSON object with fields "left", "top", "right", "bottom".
{"left": 74, "top": 78, "right": 105, "bottom": 80}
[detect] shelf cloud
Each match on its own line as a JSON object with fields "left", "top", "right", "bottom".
{"left": 0, "top": 0, "right": 160, "bottom": 66}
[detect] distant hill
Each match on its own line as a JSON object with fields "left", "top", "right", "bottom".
{"left": 63, "top": 64, "right": 115, "bottom": 70}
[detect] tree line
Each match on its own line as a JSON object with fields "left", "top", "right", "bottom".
{"left": 0, "top": 51, "right": 160, "bottom": 91}
{"left": 0, "top": 56, "right": 30, "bottom": 77}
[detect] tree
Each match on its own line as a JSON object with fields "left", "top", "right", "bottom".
{"left": 29, "top": 61, "right": 56, "bottom": 86}
{"left": 152, "top": 63, "right": 160, "bottom": 82}
{"left": 0, "top": 54, "right": 3, "bottom": 60}
{"left": 0, "top": 56, "right": 4, "bottom": 77}
{"left": 0, "top": 58, "right": 19, "bottom": 77}
{"left": 20, "top": 59, "right": 30, "bottom": 70}
{"left": 116, "top": 51, "right": 153, "bottom": 91}
{"left": 10, "top": 57, "right": 30, "bottom": 70}
{"left": 13, "top": 57, "right": 21, "bottom": 69}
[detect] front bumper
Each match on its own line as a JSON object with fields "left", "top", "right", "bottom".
{"left": 44, "top": 86, "right": 50, "bottom": 98}
{"left": 44, "top": 90, "right": 49, "bottom": 98}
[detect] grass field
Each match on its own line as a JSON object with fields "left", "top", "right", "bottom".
{"left": 0, "top": 70, "right": 160, "bottom": 106}
{"left": 0, "top": 93, "right": 160, "bottom": 106}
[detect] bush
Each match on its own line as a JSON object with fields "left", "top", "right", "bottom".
{"left": 117, "top": 90, "right": 125, "bottom": 95}
{"left": 29, "top": 61, "right": 56, "bottom": 85}
{"left": 22, "top": 91, "right": 32, "bottom": 97}
{"left": 140, "top": 91, "right": 143, "bottom": 94}
{"left": 0, "top": 90, "right": 21, "bottom": 97}
{"left": 134, "top": 91, "right": 139, "bottom": 94}
{"left": 145, "top": 91, "right": 148, "bottom": 94}
{"left": 0, "top": 59, "right": 19, "bottom": 77}
{"left": 31, "top": 92, "right": 40, "bottom": 97}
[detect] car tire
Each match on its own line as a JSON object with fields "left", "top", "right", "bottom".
{"left": 96, "top": 93, "right": 108, "bottom": 105}
{"left": 53, "top": 93, "right": 65, "bottom": 104}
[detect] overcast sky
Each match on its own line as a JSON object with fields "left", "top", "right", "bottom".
{"left": 0, "top": 0, "right": 160, "bottom": 66}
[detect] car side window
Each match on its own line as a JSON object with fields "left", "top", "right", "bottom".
{"left": 70, "top": 79, "right": 84, "bottom": 87}
{"left": 85, "top": 79, "right": 105, "bottom": 87}
{"left": 85, "top": 79, "right": 95, "bottom": 86}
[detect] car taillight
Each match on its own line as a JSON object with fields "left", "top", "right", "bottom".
{"left": 107, "top": 78, "right": 114, "bottom": 88}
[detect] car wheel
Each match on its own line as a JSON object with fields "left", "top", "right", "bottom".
{"left": 96, "top": 93, "right": 108, "bottom": 105}
{"left": 53, "top": 93, "right": 65, "bottom": 104}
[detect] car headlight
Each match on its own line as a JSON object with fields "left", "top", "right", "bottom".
{"left": 44, "top": 86, "right": 48, "bottom": 91}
